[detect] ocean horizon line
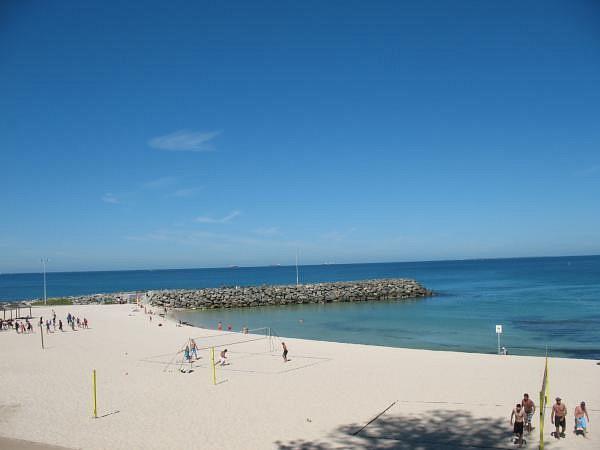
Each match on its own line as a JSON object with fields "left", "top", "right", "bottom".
{"left": 1, "top": 252, "right": 599, "bottom": 276}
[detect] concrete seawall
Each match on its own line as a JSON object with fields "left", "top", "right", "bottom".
{"left": 148, "top": 278, "right": 433, "bottom": 309}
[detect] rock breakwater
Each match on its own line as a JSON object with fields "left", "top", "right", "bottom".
{"left": 148, "top": 278, "right": 432, "bottom": 309}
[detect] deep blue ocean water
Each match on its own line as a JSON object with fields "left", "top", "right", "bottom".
{"left": 2, "top": 256, "right": 599, "bottom": 359}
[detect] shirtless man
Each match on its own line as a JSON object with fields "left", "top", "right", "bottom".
{"left": 511, "top": 403, "right": 526, "bottom": 447}
{"left": 521, "top": 393, "right": 535, "bottom": 432}
{"left": 574, "top": 401, "right": 590, "bottom": 435}
{"left": 551, "top": 397, "right": 567, "bottom": 439}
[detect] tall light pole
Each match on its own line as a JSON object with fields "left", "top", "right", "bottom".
{"left": 41, "top": 258, "right": 48, "bottom": 305}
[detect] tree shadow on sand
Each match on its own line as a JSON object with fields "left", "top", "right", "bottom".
{"left": 276, "top": 409, "right": 550, "bottom": 449}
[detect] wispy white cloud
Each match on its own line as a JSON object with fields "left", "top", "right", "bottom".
{"left": 253, "top": 226, "right": 281, "bottom": 237}
{"left": 101, "top": 193, "right": 120, "bottom": 204}
{"left": 149, "top": 130, "right": 220, "bottom": 152}
{"left": 195, "top": 210, "right": 241, "bottom": 224}
{"left": 170, "top": 187, "right": 201, "bottom": 198}
{"left": 143, "top": 176, "right": 178, "bottom": 189}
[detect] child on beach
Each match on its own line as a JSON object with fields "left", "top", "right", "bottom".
{"left": 58, "top": 320, "right": 63, "bottom": 331}
{"left": 215, "top": 349, "right": 228, "bottom": 366}
{"left": 190, "top": 339, "right": 198, "bottom": 359}
{"left": 217, "top": 322, "right": 223, "bottom": 331}
{"left": 574, "top": 401, "right": 590, "bottom": 435}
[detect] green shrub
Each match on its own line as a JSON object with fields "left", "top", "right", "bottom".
{"left": 31, "top": 298, "right": 73, "bottom": 306}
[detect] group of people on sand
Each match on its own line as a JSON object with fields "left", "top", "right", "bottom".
{"left": 1, "top": 310, "right": 89, "bottom": 334}
{"left": 216, "top": 321, "right": 234, "bottom": 331}
{"left": 510, "top": 393, "right": 590, "bottom": 447}
{"left": 48, "top": 311, "right": 88, "bottom": 332}
{"left": 1, "top": 317, "right": 33, "bottom": 333}
{"left": 211, "top": 342, "right": 288, "bottom": 366}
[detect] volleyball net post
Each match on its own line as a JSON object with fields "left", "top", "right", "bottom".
{"left": 92, "top": 369, "right": 98, "bottom": 419}
{"left": 210, "top": 347, "right": 216, "bottom": 385}
{"left": 539, "top": 355, "right": 549, "bottom": 450}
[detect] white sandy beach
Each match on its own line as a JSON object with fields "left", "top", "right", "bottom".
{"left": 1, "top": 304, "right": 598, "bottom": 450}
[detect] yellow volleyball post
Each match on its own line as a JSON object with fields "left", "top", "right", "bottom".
{"left": 92, "top": 369, "right": 98, "bottom": 418}
{"left": 539, "top": 356, "right": 549, "bottom": 450}
{"left": 211, "top": 347, "right": 216, "bottom": 385}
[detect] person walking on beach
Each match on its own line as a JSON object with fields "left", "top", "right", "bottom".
{"left": 551, "top": 397, "right": 567, "bottom": 439}
{"left": 521, "top": 393, "right": 535, "bottom": 432}
{"left": 511, "top": 403, "right": 526, "bottom": 447}
{"left": 217, "top": 321, "right": 223, "bottom": 331}
{"left": 58, "top": 320, "right": 63, "bottom": 331}
{"left": 574, "top": 401, "right": 590, "bottom": 435}
{"left": 282, "top": 342, "right": 289, "bottom": 362}
{"left": 190, "top": 339, "right": 198, "bottom": 360}
{"left": 83, "top": 318, "right": 88, "bottom": 328}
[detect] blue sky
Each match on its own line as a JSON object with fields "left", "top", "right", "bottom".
{"left": 1, "top": 0, "right": 600, "bottom": 273}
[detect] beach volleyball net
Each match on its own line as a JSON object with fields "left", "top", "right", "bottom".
{"left": 144, "top": 327, "right": 275, "bottom": 373}
{"left": 539, "top": 355, "right": 549, "bottom": 450}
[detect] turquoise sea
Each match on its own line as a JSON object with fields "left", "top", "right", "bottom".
{"left": 2, "top": 256, "right": 599, "bottom": 359}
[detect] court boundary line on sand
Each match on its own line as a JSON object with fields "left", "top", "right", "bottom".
{"left": 138, "top": 350, "right": 332, "bottom": 375}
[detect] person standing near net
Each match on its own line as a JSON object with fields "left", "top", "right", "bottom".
{"left": 190, "top": 339, "right": 198, "bottom": 360}
{"left": 282, "top": 342, "right": 289, "bottom": 362}
{"left": 511, "top": 403, "right": 526, "bottom": 447}
{"left": 215, "top": 349, "right": 228, "bottom": 366}
{"left": 521, "top": 393, "right": 535, "bottom": 432}
{"left": 551, "top": 397, "right": 567, "bottom": 439}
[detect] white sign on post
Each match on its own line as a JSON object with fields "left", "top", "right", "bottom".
{"left": 495, "top": 324, "right": 503, "bottom": 355}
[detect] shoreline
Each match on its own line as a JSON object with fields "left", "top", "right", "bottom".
{"left": 1, "top": 304, "right": 598, "bottom": 450}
